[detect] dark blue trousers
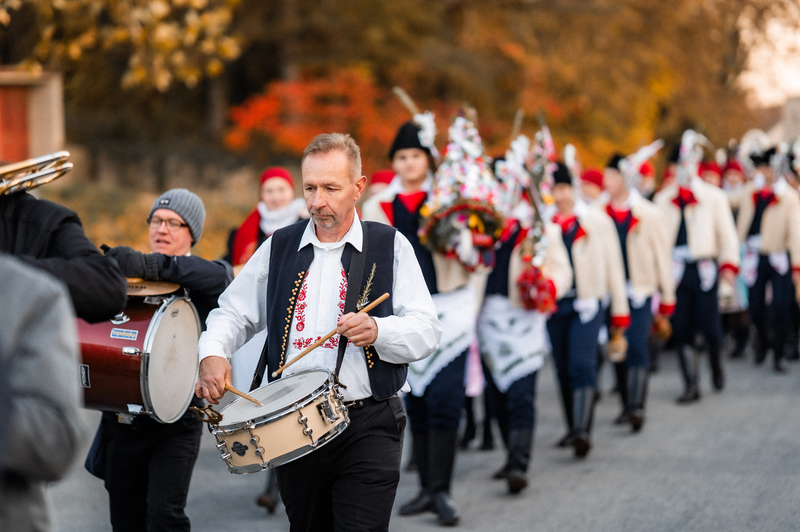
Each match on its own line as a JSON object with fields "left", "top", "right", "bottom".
{"left": 672, "top": 263, "right": 723, "bottom": 347}
{"left": 484, "top": 368, "right": 538, "bottom": 436}
{"left": 626, "top": 297, "right": 653, "bottom": 369}
{"left": 405, "top": 349, "right": 468, "bottom": 431}
{"left": 546, "top": 297, "right": 604, "bottom": 391}
{"left": 748, "top": 254, "right": 794, "bottom": 337}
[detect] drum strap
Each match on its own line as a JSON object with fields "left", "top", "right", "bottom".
{"left": 334, "top": 222, "right": 371, "bottom": 384}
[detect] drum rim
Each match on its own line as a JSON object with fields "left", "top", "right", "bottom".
{"left": 215, "top": 369, "right": 335, "bottom": 430}
{"left": 140, "top": 295, "right": 201, "bottom": 423}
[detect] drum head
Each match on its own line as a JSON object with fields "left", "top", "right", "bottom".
{"left": 222, "top": 369, "right": 330, "bottom": 424}
{"left": 144, "top": 298, "right": 200, "bottom": 423}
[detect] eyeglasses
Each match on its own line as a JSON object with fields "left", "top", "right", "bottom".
{"left": 148, "top": 216, "right": 188, "bottom": 231}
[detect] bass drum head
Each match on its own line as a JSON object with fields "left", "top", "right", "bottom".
{"left": 144, "top": 298, "right": 201, "bottom": 423}
{"left": 222, "top": 369, "right": 330, "bottom": 424}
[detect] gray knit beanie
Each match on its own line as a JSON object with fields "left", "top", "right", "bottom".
{"left": 148, "top": 188, "right": 206, "bottom": 243}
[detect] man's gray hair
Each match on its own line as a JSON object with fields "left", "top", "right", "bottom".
{"left": 302, "top": 133, "right": 362, "bottom": 179}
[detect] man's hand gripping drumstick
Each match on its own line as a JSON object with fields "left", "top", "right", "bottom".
{"left": 272, "top": 292, "right": 390, "bottom": 377}
{"left": 195, "top": 292, "right": 389, "bottom": 404}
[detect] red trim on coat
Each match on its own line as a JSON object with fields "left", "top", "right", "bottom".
{"left": 719, "top": 263, "right": 739, "bottom": 276}
{"left": 610, "top": 315, "right": 630, "bottom": 329}
{"left": 658, "top": 302, "right": 676, "bottom": 316}
{"left": 672, "top": 187, "right": 698, "bottom": 208}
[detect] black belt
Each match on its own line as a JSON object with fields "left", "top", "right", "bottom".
{"left": 343, "top": 394, "right": 397, "bottom": 409}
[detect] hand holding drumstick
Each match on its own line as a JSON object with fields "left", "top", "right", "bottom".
{"left": 272, "top": 292, "right": 389, "bottom": 378}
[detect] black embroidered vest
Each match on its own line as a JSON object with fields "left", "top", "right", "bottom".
{"left": 250, "top": 220, "right": 407, "bottom": 400}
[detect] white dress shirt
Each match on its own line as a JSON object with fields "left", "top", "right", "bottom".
{"left": 198, "top": 211, "right": 442, "bottom": 401}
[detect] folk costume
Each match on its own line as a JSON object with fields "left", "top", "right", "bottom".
{"left": 362, "top": 116, "right": 501, "bottom": 525}
{"left": 478, "top": 208, "right": 572, "bottom": 491}
{"left": 653, "top": 134, "right": 740, "bottom": 402}
{"left": 547, "top": 163, "right": 630, "bottom": 458}
{"left": 199, "top": 212, "right": 441, "bottom": 532}
{"left": 728, "top": 149, "right": 800, "bottom": 372}
{"left": 600, "top": 153, "right": 676, "bottom": 432}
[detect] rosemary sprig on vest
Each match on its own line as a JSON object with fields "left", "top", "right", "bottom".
{"left": 357, "top": 263, "right": 377, "bottom": 310}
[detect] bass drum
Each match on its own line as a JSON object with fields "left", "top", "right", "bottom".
{"left": 77, "top": 295, "right": 201, "bottom": 423}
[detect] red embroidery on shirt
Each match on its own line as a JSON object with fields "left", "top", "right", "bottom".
{"left": 295, "top": 271, "right": 309, "bottom": 333}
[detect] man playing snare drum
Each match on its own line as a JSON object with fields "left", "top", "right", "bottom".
{"left": 99, "top": 189, "right": 233, "bottom": 532}
{"left": 197, "top": 133, "right": 442, "bottom": 532}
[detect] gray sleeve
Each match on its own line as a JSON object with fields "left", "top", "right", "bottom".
{"left": 0, "top": 264, "right": 86, "bottom": 481}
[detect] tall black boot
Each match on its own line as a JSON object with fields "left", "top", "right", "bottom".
{"left": 556, "top": 384, "right": 574, "bottom": 447}
{"left": 429, "top": 429, "right": 460, "bottom": 526}
{"left": 613, "top": 362, "right": 629, "bottom": 424}
{"left": 399, "top": 431, "right": 433, "bottom": 516}
{"left": 480, "top": 391, "right": 495, "bottom": 450}
{"left": 627, "top": 366, "right": 648, "bottom": 433}
{"left": 460, "top": 396, "right": 476, "bottom": 450}
{"left": 754, "top": 320, "right": 770, "bottom": 366}
{"left": 730, "top": 312, "right": 750, "bottom": 359}
{"left": 572, "top": 388, "right": 595, "bottom": 458}
{"left": 255, "top": 469, "right": 282, "bottom": 513}
{"left": 505, "top": 429, "right": 533, "bottom": 494}
{"left": 773, "top": 327, "right": 789, "bottom": 373}
{"left": 676, "top": 347, "right": 700, "bottom": 403}
{"left": 708, "top": 342, "right": 725, "bottom": 391}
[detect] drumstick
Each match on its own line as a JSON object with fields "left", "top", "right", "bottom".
{"left": 272, "top": 292, "right": 390, "bottom": 378}
{"left": 224, "top": 383, "right": 264, "bottom": 407}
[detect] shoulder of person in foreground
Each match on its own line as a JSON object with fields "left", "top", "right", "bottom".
{"left": 0, "top": 252, "right": 85, "bottom": 482}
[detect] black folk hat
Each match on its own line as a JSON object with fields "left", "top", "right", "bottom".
{"left": 389, "top": 121, "right": 430, "bottom": 160}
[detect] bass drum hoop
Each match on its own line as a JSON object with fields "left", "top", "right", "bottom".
{"left": 140, "top": 295, "right": 201, "bottom": 423}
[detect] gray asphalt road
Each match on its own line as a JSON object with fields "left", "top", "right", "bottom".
{"left": 50, "top": 351, "right": 800, "bottom": 531}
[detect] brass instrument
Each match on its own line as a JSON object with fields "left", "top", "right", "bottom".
{"left": 0, "top": 151, "right": 73, "bottom": 195}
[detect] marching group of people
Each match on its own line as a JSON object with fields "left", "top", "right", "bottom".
{"left": 1, "top": 107, "right": 799, "bottom": 532}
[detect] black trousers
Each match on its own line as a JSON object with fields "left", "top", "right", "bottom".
{"left": 276, "top": 396, "right": 407, "bottom": 532}
{"left": 102, "top": 413, "right": 202, "bottom": 532}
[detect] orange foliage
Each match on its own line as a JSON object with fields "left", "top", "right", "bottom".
{"left": 225, "top": 68, "right": 463, "bottom": 174}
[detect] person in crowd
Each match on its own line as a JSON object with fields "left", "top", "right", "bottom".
{"left": 0, "top": 188, "right": 126, "bottom": 322}
{"left": 579, "top": 167, "right": 605, "bottom": 206}
{"left": 197, "top": 133, "right": 441, "bottom": 532}
{"left": 546, "top": 162, "right": 629, "bottom": 457}
{"left": 0, "top": 253, "right": 86, "bottom": 532}
{"left": 100, "top": 188, "right": 233, "bottom": 531}
{"left": 653, "top": 147, "right": 740, "bottom": 402}
{"left": 727, "top": 149, "right": 800, "bottom": 373}
{"left": 601, "top": 154, "right": 676, "bottom": 431}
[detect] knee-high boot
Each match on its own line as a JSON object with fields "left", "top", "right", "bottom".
{"left": 676, "top": 346, "right": 700, "bottom": 403}
{"left": 429, "top": 429, "right": 460, "bottom": 526}
{"left": 754, "top": 320, "right": 770, "bottom": 366}
{"left": 572, "top": 388, "right": 595, "bottom": 458}
{"left": 613, "top": 362, "right": 629, "bottom": 424}
{"left": 773, "top": 326, "right": 789, "bottom": 373}
{"left": 556, "top": 384, "right": 574, "bottom": 447}
{"left": 399, "top": 431, "right": 433, "bottom": 516}
{"left": 708, "top": 342, "right": 725, "bottom": 391}
{"left": 505, "top": 429, "right": 533, "bottom": 494}
{"left": 626, "top": 366, "right": 648, "bottom": 432}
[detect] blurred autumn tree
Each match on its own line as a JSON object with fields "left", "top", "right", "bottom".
{"left": 0, "top": 0, "right": 798, "bottom": 168}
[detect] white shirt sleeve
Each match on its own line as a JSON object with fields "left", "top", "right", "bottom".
{"left": 371, "top": 232, "right": 442, "bottom": 363}
{"left": 197, "top": 237, "right": 272, "bottom": 362}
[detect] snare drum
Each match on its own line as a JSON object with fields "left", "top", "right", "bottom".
{"left": 77, "top": 295, "right": 201, "bottom": 423}
{"left": 211, "top": 369, "right": 349, "bottom": 474}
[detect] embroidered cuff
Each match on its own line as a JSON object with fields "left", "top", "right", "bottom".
{"left": 719, "top": 263, "right": 738, "bottom": 276}
{"left": 658, "top": 302, "right": 676, "bottom": 316}
{"left": 610, "top": 315, "right": 630, "bottom": 329}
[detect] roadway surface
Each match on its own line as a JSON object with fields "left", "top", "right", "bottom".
{"left": 50, "top": 351, "right": 800, "bottom": 531}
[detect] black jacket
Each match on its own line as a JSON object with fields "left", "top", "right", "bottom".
{"left": 0, "top": 192, "right": 127, "bottom": 323}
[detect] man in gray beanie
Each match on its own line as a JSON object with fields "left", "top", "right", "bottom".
{"left": 98, "top": 188, "right": 233, "bottom": 532}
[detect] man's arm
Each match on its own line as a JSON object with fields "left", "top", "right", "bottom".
{"left": 365, "top": 232, "right": 442, "bottom": 364}
{"left": 18, "top": 222, "right": 127, "bottom": 323}
{"left": 196, "top": 238, "right": 272, "bottom": 402}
